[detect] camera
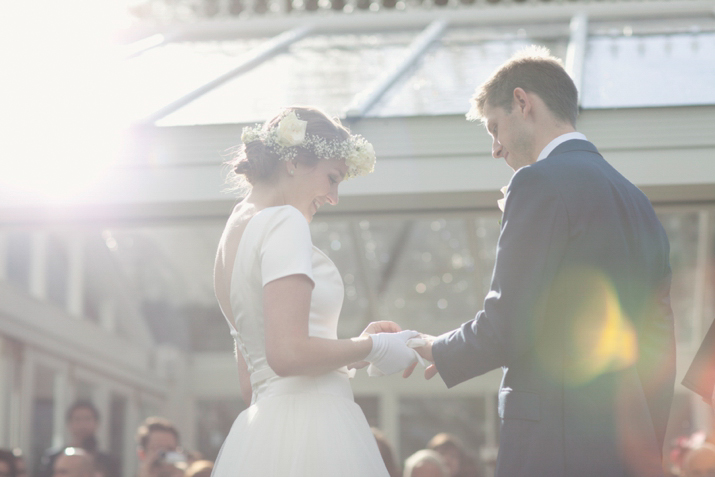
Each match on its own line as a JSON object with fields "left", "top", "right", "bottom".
{"left": 157, "top": 451, "right": 186, "bottom": 466}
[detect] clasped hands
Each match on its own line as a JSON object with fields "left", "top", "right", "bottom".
{"left": 349, "top": 321, "right": 440, "bottom": 380}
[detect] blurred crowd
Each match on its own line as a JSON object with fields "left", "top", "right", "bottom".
{"left": 4, "top": 399, "right": 714, "bottom": 477}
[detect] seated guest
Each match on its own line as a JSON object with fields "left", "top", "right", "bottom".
{"left": 11, "top": 449, "right": 26, "bottom": 477}
{"left": 40, "top": 401, "right": 120, "bottom": 477}
{"left": 0, "top": 449, "right": 17, "bottom": 477}
{"left": 680, "top": 443, "right": 715, "bottom": 477}
{"left": 372, "top": 428, "right": 401, "bottom": 477}
{"left": 403, "top": 450, "right": 449, "bottom": 477}
{"left": 427, "top": 433, "right": 482, "bottom": 477}
{"left": 137, "top": 417, "right": 184, "bottom": 477}
{"left": 52, "top": 448, "right": 98, "bottom": 477}
{"left": 184, "top": 460, "right": 212, "bottom": 477}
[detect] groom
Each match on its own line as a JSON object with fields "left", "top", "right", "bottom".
{"left": 409, "top": 47, "right": 675, "bottom": 477}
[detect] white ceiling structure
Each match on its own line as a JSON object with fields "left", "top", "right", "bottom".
{"left": 0, "top": 0, "right": 713, "bottom": 337}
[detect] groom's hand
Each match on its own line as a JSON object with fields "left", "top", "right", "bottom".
{"left": 402, "top": 334, "right": 439, "bottom": 380}
{"left": 360, "top": 320, "right": 402, "bottom": 336}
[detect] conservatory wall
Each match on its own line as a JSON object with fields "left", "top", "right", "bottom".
{"left": 1, "top": 1, "right": 714, "bottom": 475}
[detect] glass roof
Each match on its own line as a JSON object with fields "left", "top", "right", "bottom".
{"left": 113, "top": 19, "right": 715, "bottom": 126}
{"left": 157, "top": 32, "right": 418, "bottom": 126}
{"left": 581, "top": 32, "right": 715, "bottom": 108}
{"left": 117, "top": 39, "right": 265, "bottom": 123}
{"left": 368, "top": 25, "right": 569, "bottom": 117}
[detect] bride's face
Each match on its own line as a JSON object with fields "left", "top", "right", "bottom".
{"left": 287, "top": 158, "right": 348, "bottom": 222}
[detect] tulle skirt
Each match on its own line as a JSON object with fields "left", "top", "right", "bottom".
{"left": 211, "top": 371, "right": 390, "bottom": 477}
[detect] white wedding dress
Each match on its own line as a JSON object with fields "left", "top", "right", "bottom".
{"left": 212, "top": 205, "right": 389, "bottom": 477}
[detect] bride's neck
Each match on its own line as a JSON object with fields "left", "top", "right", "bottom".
{"left": 243, "top": 181, "right": 288, "bottom": 210}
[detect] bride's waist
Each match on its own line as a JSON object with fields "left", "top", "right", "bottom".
{"left": 253, "top": 369, "right": 353, "bottom": 402}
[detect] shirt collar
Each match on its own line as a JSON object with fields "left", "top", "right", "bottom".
{"left": 537, "top": 132, "right": 588, "bottom": 162}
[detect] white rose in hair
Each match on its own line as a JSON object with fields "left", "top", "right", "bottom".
{"left": 276, "top": 111, "right": 307, "bottom": 147}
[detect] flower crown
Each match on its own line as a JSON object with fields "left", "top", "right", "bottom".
{"left": 240, "top": 111, "right": 376, "bottom": 179}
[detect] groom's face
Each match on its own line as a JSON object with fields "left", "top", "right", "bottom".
{"left": 483, "top": 100, "right": 533, "bottom": 171}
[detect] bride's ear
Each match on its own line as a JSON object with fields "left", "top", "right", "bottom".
{"left": 285, "top": 160, "right": 297, "bottom": 177}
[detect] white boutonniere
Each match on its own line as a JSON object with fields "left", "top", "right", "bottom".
{"left": 276, "top": 111, "right": 307, "bottom": 147}
{"left": 497, "top": 185, "right": 508, "bottom": 212}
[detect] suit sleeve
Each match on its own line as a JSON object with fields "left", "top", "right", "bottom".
{"left": 433, "top": 166, "right": 570, "bottom": 388}
{"left": 639, "top": 262, "right": 676, "bottom": 452}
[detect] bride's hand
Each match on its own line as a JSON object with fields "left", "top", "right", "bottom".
{"left": 364, "top": 330, "right": 421, "bottom": 376}
{"left": 349, "top": 321, "right": 403, "bottom": 370}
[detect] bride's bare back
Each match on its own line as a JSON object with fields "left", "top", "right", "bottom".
{"left": 214, "top": 202, "right": 262, "bottom": 322}
{"left": 214, "top": 201, "right": 262, "bottom": 405}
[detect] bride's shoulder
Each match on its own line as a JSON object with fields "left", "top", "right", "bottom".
{"left": 223, "top": 205, "right": 305, "bottom": 245}
{"left": 255, "top": 205, "right": 307, "bottom": 230}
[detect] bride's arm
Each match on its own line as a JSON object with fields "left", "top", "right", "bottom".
{"left": 264, "top": 274, "right": 378, "bottom": 376}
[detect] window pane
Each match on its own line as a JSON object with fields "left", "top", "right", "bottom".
{"left": 354, "top": 395, "right": 380, "bottom": 429}
{"left": 75, "top": 380, "right": 95, "bottom": 400}
{"left": 195, "top": 399, "right": 246, "bottom": 461}
{"left": 7, "top": 232, "right": 31, "bottom": 290}
{"left": 657, "top": 211, "right": 699, "bottom": 344}
{"left": 158, "top": 32, "right": 418, "bottom": 125}
{"left": 399, "top": 396, "right": 488, "bottom": 467}
{"left": 109, "top": 393, "right": 128, "bottom": 474}
{"left": 310, "top": 219, "right": 372, "bottom": 338}
{"left": 118, "top": 39, "right": 265, "bottom": 123}
{"left": 581, "top": 32, "right": 715, "bottom": 108}
{"left": 32, "top": 366, "right": 58, "bottom": 476}
{"left": 369, "top": 25, "right": 569, "bottom": 117}
{"left": 46, "top": 235, "right": 68, "bottom": 307}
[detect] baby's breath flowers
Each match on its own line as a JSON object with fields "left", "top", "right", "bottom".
{"left": 240, "top": 111, "right": 376, "bottom": 179}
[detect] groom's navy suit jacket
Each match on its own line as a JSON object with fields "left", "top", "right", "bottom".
{"left": 433, "top": 140, "right": 675, "bottom": 477}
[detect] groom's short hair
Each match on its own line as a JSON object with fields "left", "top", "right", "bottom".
{"left": 467, "top": 46, "right": 578, "bottom": 127}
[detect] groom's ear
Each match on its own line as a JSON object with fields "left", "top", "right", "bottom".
{"left": 512, "top": 87, "right": 531, "bottom": 118}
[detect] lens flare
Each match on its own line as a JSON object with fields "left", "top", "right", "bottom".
{"left": 538, "top": 267, "right": 638, "bottom": 386}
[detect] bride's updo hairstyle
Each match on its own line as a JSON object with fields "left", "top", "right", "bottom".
{"left": 228, "top": 106, "right": 351, "bottom": 190}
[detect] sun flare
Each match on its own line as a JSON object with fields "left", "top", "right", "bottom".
{"left": 0, "top": 1, "right": 136, "bottom": 204}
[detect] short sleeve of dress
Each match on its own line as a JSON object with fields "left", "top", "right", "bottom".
{"left": 260, "top": 206, "right": 315, "bottom": 287}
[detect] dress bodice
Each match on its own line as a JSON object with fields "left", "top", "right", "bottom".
{"left": 228, "top": 206, "right": 345, "bottom": 402}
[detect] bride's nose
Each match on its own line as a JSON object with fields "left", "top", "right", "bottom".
{"left": 326, "top": 188, "right": 339, "bottom": 205}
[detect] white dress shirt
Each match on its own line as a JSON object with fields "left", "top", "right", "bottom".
{"left": 537, "top": 132, "right": 588, "bottom": 162}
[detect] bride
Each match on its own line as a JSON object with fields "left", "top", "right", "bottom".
{"left": 212, "top": 106, "right": 420, "bottom": 476}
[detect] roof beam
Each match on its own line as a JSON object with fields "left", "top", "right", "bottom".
{"left": 123, "top": 33, "right": 167, "bottom": 59}
{"left": 345, "top": 18, "right": 448, "bottom": 118}
{"left": 140, "top": 25, "right": 314, "bottom": 125}
{"left": 565, "top": 12, "right": 589, "bottom": 102}
{"left": 128, "top": 0, "right": 715, "bottom": 39}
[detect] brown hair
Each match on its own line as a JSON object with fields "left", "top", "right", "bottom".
{"left": 467, "top": 46, "right": 578, "bottom": 126}
{"left": 227, "top": 106, "right": 350, "bottom": 190}
{"left": 371, "top": 428, "right": 400, "bottom": 477}
{"left": 0, "top": 449, "right": 17, "bottom": 477}
{"left": 66, "top": 400, "right": 99, "bottom": 423}
{"left": 427, "top": 432, "right": 466, "bottom": 455}
{"left": 136, "top": 417, "right": 180, "bottom": 450}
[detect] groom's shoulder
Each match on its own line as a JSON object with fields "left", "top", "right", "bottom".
{"left": 514, "top": 157, "right": 561, "bottom": 183}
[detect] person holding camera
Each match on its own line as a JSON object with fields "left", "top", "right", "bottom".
{"left": 136, "top": 418, "right": 184, "bottom": 477}
{"left": 39, "top": 401, "right": 120, "bottom": 477}
{"left": 52, "top": 448, "right": 99, "bottom": 477}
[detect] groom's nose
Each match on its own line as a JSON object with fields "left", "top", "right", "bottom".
{"left": 492, "top": 138, "right": 503, "bottom": 159}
